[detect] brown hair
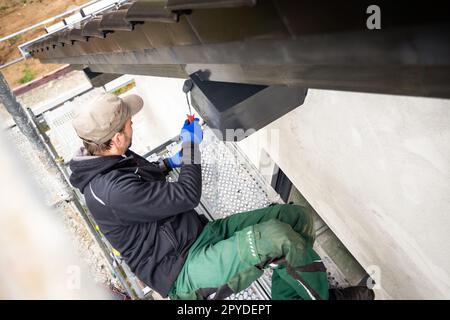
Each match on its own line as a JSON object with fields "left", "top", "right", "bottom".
{"left": 83, "top": 122, "right": 127, "bottom": 156}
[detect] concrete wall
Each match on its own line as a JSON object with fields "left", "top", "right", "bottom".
{"left": 238, "top": 89, "right": 450, "bottom": 299}
{"left": 133, "top": 75, "right": 191, "bottom": 151}
{"left": 134, "top": 75, "right": 450, "bottom": 299}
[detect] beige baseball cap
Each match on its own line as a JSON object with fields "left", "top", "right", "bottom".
{"left": 72, "top": 93, "right": 143, "bottom": 144}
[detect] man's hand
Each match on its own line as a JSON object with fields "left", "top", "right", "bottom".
{"left": 166, "top": 150, "right": 183, "bottom": 169}
{"left": 165, "top": 118, "right": 203, "bottom": 169}
{"left": 180, "top": 118, "right": 203, "bottom": 145}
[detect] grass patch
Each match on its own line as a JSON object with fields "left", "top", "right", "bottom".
{"left": 8, "top": 34, "right": 22, "bottom": 46}
{"left": 19, "top": 64, "right": 36, "bottom": 84}
{"left": 9, "top": 34, "right": 22, "bottom": 44}
{"left": 112, "top": 80, "right": 136, "bottom": 95}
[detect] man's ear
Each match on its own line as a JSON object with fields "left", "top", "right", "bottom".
{"left": 110, "top": 132, "right": 121, "bottom": 148}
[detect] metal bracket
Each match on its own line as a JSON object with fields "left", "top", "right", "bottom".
{"left": 188, "top": 70, "right": 308, "bottom": 141}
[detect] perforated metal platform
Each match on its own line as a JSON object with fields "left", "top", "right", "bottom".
{"left": 198, "top": 130, "right": 279, "bottom": 300}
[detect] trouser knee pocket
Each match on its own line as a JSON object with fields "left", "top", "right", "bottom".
{"left": 239, "top": 219, "right": 313, "bottom": 268}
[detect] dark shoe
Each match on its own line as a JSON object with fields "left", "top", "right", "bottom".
{"left": 329, "top": 286, "right": 375, "bottom": 300}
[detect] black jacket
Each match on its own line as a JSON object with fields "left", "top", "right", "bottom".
{"left": 69, "top": 145, "right": 204, "bottom": 297}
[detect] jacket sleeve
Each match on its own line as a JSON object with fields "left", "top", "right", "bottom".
{"left": 108, "top": 143, "right": 202, "bottom": 223}
{"left": 127, "top": 149, "right": 170, "bottom": 176}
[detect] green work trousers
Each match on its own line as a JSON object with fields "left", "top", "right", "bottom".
{"left": 169, "top": 204, "right": 329, "bottom": 300}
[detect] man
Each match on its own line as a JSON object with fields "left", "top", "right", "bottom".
{"left": 69, "top": 93, "right": 374, "bottom": 300}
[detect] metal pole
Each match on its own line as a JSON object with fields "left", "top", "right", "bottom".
{"left": 0, "top": 57, "right": 26, "bottom": 70}
{"left": 0, "top": 72, "right": 73, "bottom": 197}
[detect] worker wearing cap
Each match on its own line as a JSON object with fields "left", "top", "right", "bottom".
{"left": 70, "top": 93, "right": 373, "bottom": 301}
{"left": 70, "top": 92, "right": 204, "bottom": 297}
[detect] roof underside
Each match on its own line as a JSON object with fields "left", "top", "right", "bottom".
{"left": 29, "top": 0, "right": 450, "bottom": 99}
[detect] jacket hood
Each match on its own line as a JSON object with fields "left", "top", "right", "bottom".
{"left": 69, "top": 147, "right": 127, "bottom": 192}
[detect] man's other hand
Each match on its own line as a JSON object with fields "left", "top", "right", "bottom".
{"left": 166, "top": 150, "right": 183, "bottom": 169}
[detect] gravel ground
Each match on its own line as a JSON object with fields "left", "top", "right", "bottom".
{"left": 1, "top": 69, "right": 90, "bottom": 129}
{"left": 17, "top": 69, "right": 89, "bottom": 108}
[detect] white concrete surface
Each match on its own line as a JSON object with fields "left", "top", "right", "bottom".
{"left": 133, "top": 75, "right": 196, "bottom": 150}
{"left": 133, "top": 75, "right": 450, "bottom": 299}
{"left": 238, "top": 89, "right": 450, "bottom": 299}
